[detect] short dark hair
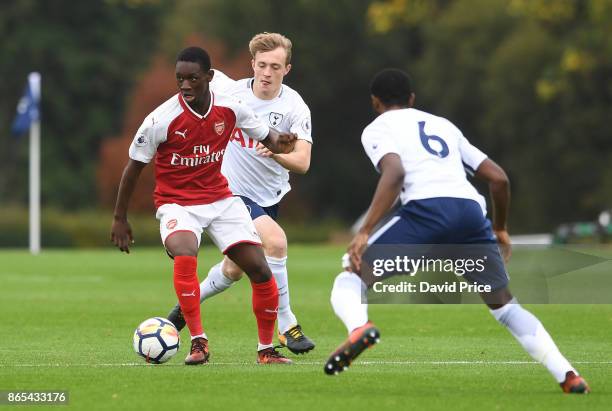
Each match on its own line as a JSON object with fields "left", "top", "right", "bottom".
{"left": 370, "top": 68, "right": 413, "bottom": 106}
{"left": 176, "top": 46, "right": 211, "bottom": 72}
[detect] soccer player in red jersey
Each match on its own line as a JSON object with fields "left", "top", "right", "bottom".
{"left": 111, "top": 47, "right": 295, "bottom": 365}
{"left": 166, "top": 33, "right": 315, "bottom": 356}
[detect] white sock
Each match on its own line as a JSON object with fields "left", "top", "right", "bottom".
{"left": 199, "top": 262, "right": 234, "bottom": 302}
{"left": 257, "top": 343, "right": 273, "bottom": 351}
{"left": 266, "top": 256, "right": 297, "bottom": 334}
{"left": 490, "top": 298, "right": 576, "bottom": 382}
{"left": 191, "top": 333, "right": 208, "bottom": 340}
{"left": 330, "top": 271, "right": 369, "bottom": 334}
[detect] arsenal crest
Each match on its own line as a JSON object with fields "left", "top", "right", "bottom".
{"left": 214, "top": 121, "right": 225, "bottom": 135}
{"left": 269, "top": 112, "right": 284, "bottom": 127}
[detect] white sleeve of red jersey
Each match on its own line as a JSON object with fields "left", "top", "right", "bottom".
{"left": 289, "top": 102, "right": 313, "bottom": 143}
{"left": 128, "top": 114, "right": 167, "bottom": 163}
{"left": 458, "top": 134, "right": 488, "bottom": 173}
{"left": 361, "top": 120, "right": 400, "bottom": 172}
{"left": 210, "top": 69, "right": 238, "bottom": 94}
{"left": 233, "top": 100, "right": 270, "bottom": 141}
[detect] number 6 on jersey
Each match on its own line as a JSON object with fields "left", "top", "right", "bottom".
{"left": 419, "top": 120, "right": 449, "bottom": 158}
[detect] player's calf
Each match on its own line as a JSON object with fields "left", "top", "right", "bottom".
{"left": 489, "top": 297, "right": 584, "bottom": 389}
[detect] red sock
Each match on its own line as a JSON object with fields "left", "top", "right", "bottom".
{"left": 251, "top": 277, "right": 278, "bottom": 346}
{"left": 173, "top": 256, "right": 203, "bottom": 337}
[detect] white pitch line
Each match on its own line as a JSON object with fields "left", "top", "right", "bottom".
{"left": 1, "top": 361, "right": 611, "bottom": 368}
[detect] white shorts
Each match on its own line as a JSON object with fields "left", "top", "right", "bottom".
{"left": 156, "top": 197, "right": 262, "bottom": 254}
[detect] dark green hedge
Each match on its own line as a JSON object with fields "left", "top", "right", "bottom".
{"left": 0, "top": 207, "right": 344, "bottom": 248}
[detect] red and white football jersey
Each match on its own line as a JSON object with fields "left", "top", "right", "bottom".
{"left": 129, "top": 92, "right": 269, "bottom": 208}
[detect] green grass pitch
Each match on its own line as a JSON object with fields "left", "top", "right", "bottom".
{"left": 1, "top": 245, "right": 611, "bottom": 410}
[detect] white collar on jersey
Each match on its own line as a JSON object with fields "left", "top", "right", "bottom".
{"left": 179, "top": 90, "right": 214, "bottom": 119}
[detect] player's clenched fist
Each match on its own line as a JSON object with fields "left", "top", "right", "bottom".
{"left": 276, "top": 132, "right": 297, "bottom": 154}
{"left": 261, "top": 130, "right": 297, "bottom": 154}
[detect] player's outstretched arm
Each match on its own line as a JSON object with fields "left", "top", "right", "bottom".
{"left": 111, "top": 159, "right": 147, "bottom": 254}
{"left": 255, "top": 140, "right": 311, "bottom": 174}
{"left": 260, "top": 129, "right": 297, "bottom": 154}
{"left": 348, "top": 153, "right": 405, "bottom": 272}
{"left": 475, "top": 158, "right": 511, "bottom": 262}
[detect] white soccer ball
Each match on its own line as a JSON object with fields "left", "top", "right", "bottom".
{"left": 133, "top": 317, "right": 180, "bottom": 364}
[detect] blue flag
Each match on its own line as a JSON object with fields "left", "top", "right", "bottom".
{"left": 11, "top": 72, "right": 41, "bottom": 137}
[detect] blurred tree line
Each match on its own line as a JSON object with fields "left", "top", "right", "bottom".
{"left": 2, "top": 0, "right": 611, "bottom": 233}
{"left": 0, "top": 0, "right": 169, "bottom": 208}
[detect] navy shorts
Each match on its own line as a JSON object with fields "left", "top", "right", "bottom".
{"left": 237, "top": 196, "right": 279, "bottom": 221}
{"left": 364, "top": 197, "right": 509, "bottom": 291}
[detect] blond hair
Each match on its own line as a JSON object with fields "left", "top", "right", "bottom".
{"left": 248, "top": 32, "right": 292, "bottom": 65}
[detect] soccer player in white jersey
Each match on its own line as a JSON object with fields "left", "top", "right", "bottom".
{"left": 324, "top": 69, "right": 590, "bottom": 394}
{"left": 167, "top": 32, "right": 315, "bottom": 354}
{"left": 111, "top": 46, "right": 297, "bottom": 365}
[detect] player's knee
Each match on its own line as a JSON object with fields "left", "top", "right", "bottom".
{"left": 165, "top": 232, "right": 198, "bottom": 257}
{"left": 481, "top": 286, "right": 513, "bottom": 309}
{"left": 223, "top": 265, "right": 244, "bottom": 281}
{"left": 256, "top": 217, "right": 287, "bottom": 258}
{"left": 249, "top": 271, "right": 272, "bottom": 284}
{"left": 246, "top": 258, "right": 273, "bottom": 283}
{"left": 262, "top": 231, "right": 287, "bottom": 258}
{"left": 221, "top": 257, "right": 244, "bottom": 281}
{"left": 225, "top": 243, "right": 272, "bottom": 283}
